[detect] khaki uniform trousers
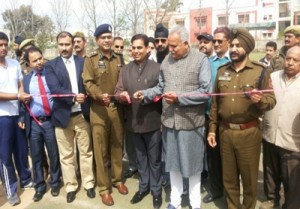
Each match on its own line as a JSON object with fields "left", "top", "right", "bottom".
{"left": 219, "top": 125, "right": 262, "bottom": 209}
{"left": 55, "top": 113, "right": 94, "bottom": 192}
{"left": 90, "top": 104, "right": 124, "bottom": 195}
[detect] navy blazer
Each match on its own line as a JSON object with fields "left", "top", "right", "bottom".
{"left": 45, "top": 55, "right": 90, "bottom": 128}
{"left": 22, "top": 71, "right": 37, "bottom": 138}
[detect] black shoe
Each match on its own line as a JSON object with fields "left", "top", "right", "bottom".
{"left": 66, "top": 191, "right": 76, "bottom": 203}
{"left": 33, "top": 191, "right": 45, "bottom": 202}
{"left": 51, "top": 186, "right": 60, "bottom": 197}
{"left": 86, "top": 188, "right": 95, "bottom": 198}
{"left": 130, "top": 190, "right": 150, "bottom": 204}
{"left": 124, "top": 169, "right": 137, "bottom": 178}
{"left": 153, "top": 194, "right": 162, "bottom": 209}
{"left": 203, "top": 193, "right": 222, "bottom": 203}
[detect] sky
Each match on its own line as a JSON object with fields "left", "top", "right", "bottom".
{"left": 0, "top": 0, "right": 205, "bottom": 31}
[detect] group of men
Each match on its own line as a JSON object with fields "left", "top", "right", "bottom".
{"left": 1, "top": 22, "right": 300, "bottom": 209}
{"left": 196, "top": 25, "right": 300, "bottom": 209}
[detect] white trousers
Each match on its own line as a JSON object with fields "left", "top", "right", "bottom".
{"left": 170, "top": 171, "right": 201, "bottom": 209}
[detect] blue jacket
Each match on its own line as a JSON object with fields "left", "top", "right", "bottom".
{"left": 45, "top": 55, "right": 90, "bottom": 128}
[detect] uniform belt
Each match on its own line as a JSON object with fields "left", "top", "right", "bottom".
{"left": 32, "top": 116, "right": 51, "bottom": 123}
{"left": 70, "top": 111, "right": 82, "bottom": 117}
{"left": 222, "top": 119, "right": 258, "bottom": 130}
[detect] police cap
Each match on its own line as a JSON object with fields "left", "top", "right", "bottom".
{"left": 197, "top": 33, "right": 213, "bottom": 41}
{"left": 94, "top": 24, "right": 112, "bottom": 38}
{"left": 14, "top": 36, "right": 25, "bottom": 45}
{"left": 284, "top": 25, "right": 300, "bottom": 36}
{"left": 19, "top": 39, "right": 35, "bottom": 51}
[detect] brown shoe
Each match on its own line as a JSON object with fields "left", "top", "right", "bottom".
{"left": 100, "top": 193, "right": 114, "bottom": 206}
{"left": 114, "top": 183, "right": 128, "bottom": 195}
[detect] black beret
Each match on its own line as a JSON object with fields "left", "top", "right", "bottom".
{"left": 14, "top": 36, "right": 25, "bottom": 45}
{"left": 94, "top": 24, "right": 112, "bottom": 37}
{"left": 154, "top": 23, "right": 169, "bottom": 38}
{"left": 197, "top": 33, "right": 213, "bottom": 41}
{"left": 230, "top": 27, "right": 255, "bottom": 54}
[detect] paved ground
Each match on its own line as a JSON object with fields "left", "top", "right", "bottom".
{"left": 0, "top": 154, "right": 268, "bottom": 209}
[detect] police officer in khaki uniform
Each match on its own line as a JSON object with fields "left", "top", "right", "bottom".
{"left": 208, "top": 28, "right": 276, "bottom": 209}
{"left": 19, "top": 39, "right": 35, "bottom": 75}
{"left": 270, "top": 25, "right": 300, "bottom": 72}
{"left": 82, "top": 24, "right": 128, "bottom": 206}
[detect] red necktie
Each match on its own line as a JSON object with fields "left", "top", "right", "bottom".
{"left": 37, "top": 72, "right": 50, "bottom": 115}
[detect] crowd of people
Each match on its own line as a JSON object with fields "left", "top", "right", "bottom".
{"left": 0, "top": 22, "right": 300, "bottom": 209}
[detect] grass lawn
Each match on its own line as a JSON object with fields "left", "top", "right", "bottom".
{"left": 250, "top": 51, "right": 265, "bottom": 62}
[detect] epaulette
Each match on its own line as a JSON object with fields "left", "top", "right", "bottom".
{"left": 87, "top": 51, "right": 98, "bottom": 58}
{"left": 218, "top": 62, "right": 231, "bottom": 70}
{"left": 251, "top": 60, "right": 265, "bottom": 68}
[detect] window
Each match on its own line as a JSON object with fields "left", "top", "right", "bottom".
{"left": 200, "top": 16, "right": 207, "bottom": 27}
{"left": 269, "top": 15, "right": 272, "bottom": 20}
{"left": 218, "top": 16, "right": 226, "bottom": 25}
{"left": 238, "top": 14, "right": 249, "bottom": 23}
{"left": 176, "top": 20, "right": 184, "bottom": 26}
{"left": 279, "top": 2, "right": 291, "bottom": 17}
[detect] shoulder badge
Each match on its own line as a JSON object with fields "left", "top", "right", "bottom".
{"left": 88, "top": 51, "right": 98, "bottom": 58}
{"left": 251, "top": 60, "right": 265, "bottom": 68}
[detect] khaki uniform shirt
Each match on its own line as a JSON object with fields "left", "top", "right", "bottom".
{"left": 82, "top": 49, "right": 123, "bottom": 102}
{"left": 270, "top": 46, "right": 288, "bottom": 72}
{"left": 209, "top": 58, "right": 276, "bottom": 133}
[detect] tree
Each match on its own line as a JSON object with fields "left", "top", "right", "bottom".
{"left": 75, "top": 0, "right": 100, "bottom": 35}
{"left": 48, "top": 0, "right": 72, "bottom": 32}
{"left": 102, "top": 0, "right": 127, "bottom": 37}
{"left": 161, "top": 0, "right": 183, "bottom": 12}
{"left": 122, "top": 0, "right": 145, "bottom": 36}
{"left": 144, "top": 0, "right": 169, "bottom": 31}
{"left": 1, "top": 4, "right": 55, "bottom": 50}
{"left": 224, "top": 0, "right": 235, "bottom": 25}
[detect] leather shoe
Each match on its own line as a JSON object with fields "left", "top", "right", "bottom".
{"left": 114, "top": 183, "right": 128, "bottom": 195}
{"left": 124, "top": 169, "right": 137, "bottom": 178}
{"left": 86, "top": 188, "right": 95, "bottom": 198}
{"left": 33, "top": 191, "right": 45, "bottom": 202}
{"left": 66, "top": 191, "right": 76, "bottom": 203}
{"left": 130, "top": 190, "right": 150, "bottom": 204}
{"left": 203, "top": 193, "right": 222, "bottom": 203}
{"left": 51, "top": 186, "right": 60, "bottom": 197}
{"left": 100, "top": 193, "right": 114, "bottom": 206}
{"left": 153, "top": 194, "right": 162, "bottom": 209}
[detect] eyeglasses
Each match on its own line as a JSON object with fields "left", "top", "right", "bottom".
{"left": 212, "top": 39, "right": 225, "bottom": 44}
{"left": 155, "top": 38, "right": 167, "bottom": 44}
{"left": 115, "top": 45, "right": 124, "bottom": 49}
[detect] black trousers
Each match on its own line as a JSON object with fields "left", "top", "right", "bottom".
{"left": 132, "top": 129, "right": 162, "bottom": 195}
{"left": 125, "top": 130, "right": 137, "bottom": 170}
{"left": 263, "top": 140, "right": 300, "bottom": 209}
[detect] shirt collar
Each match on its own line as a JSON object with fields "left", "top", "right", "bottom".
{"left": 34, "top": 68, "right": 45, "bottom": 76}
{"left": 62, "top": 55, "right": 75, "bottom": 64}
{"left": 211, "top": 51, "right": 230, "bottom": 61}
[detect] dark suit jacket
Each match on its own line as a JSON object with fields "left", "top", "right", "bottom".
{"left": 22, "top": 71, "right": 36, "bottom": 138}
{"left": 45, "top": 55, "right": 90, "bottom": 128}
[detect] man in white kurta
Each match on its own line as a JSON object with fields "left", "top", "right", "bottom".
{"left": 262, "top": 46, "right": 300, "bottom": 209}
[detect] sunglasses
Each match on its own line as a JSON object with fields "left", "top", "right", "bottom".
{"left": 212, "top": 39, "right": 225, "bottom": 44}
{"left": 155, "top": 38, "right": 167, "bottom": 44}
{"left": 115, "top": 45, "right": 124, "bottom": 49}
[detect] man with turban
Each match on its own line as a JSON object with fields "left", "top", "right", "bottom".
{"left": 208, "top": 27, "right": 276, "bottom": 209}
